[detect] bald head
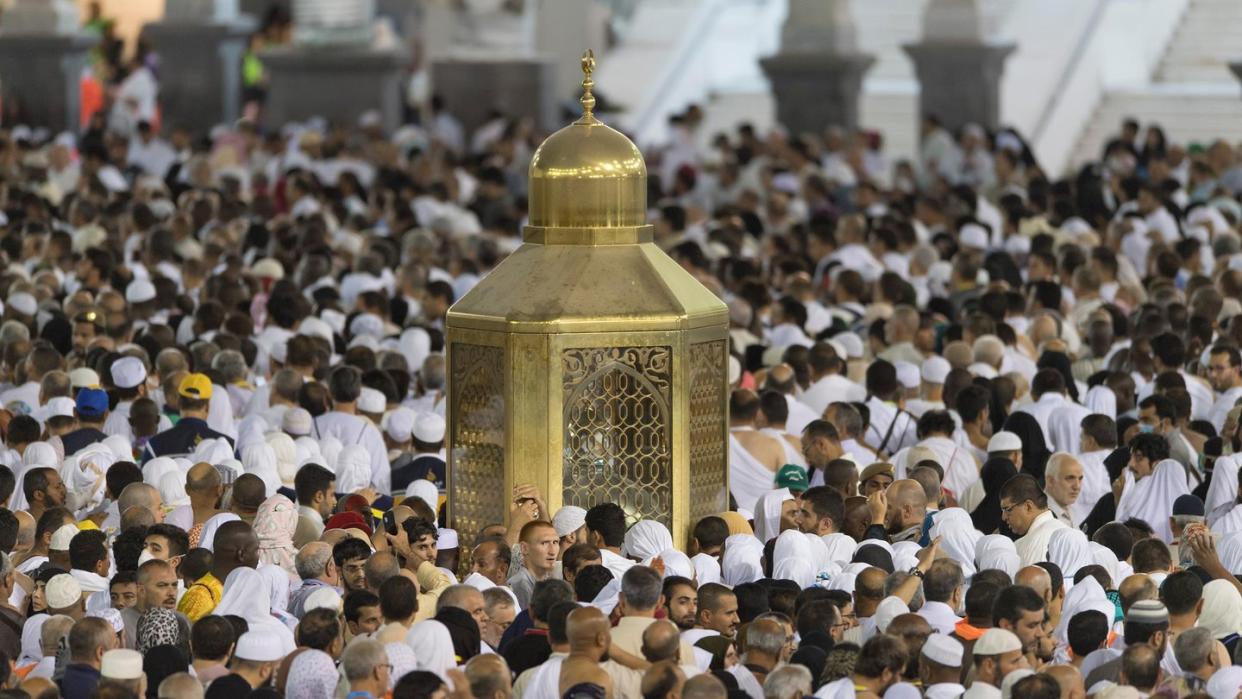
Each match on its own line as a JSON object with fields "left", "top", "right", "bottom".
{"left": 641, "top": 620, "right": 682, "bottom": 663}
{"left": 212, "top": 520, "right": 257, "bottom": 578}
{"left": 157, "top": 672, "right": 204, "bottom": 699}
{"left": 118, "top": 482, "right": 162, "bottom": 517}
{"left": 943, "top": 341, "right": 972, "bottom": 369}
{"left": 1016, "top": 566, "right": 1052, "bottom": 601}
{"left": 1119, "top": 574, "right": 1157, "bottom": 612}
{"left": 567, "top": 606, "right": 611, "bottom": 654}
{"left": 641, "top": 661, "right": 685, "bottom": 699}
{"left": 464, "top": 654, "right": 510, "bottom": 698}
{"left": 765, "top": 364, "right": 797, "bottom": 394}
{"left": 886, "top": 612, "right": 932, "bottom": 639}
{"left": 888, "top": 480, "right": 928, "bottom": 508}
{"left": 1044, "top": 664, "right": 1084, "bottom": 699}
{"left": 185, "top": 462, "right": 221, "bottom": 493}
{"left": 121, "top": 505, "right": 156, "bottom": 531}
{"left": 682, "top": 674, "right": 727, "bottom": 699}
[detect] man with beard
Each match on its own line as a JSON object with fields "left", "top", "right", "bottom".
{"left": 661, "top": 576, "right": 697, "bottom": 630}
{"left": 860, "top": 479, "right": 927, "bottom": 543}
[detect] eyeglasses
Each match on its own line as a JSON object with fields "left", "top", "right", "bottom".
{"left": 376, "top": 663, "right": 393, "bottom": 674}
{"left": 1000, "top": 501, "right": 1027, "bottom": 515}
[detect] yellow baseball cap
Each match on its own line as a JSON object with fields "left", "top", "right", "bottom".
{"left": 178, "top": 373, "right": 213, "bottom": 400}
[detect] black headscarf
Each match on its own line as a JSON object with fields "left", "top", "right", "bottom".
{"left": 1037, "top": 350, "right": 1080, "bottom": 402}
{"left": 971, "top": 457, "right": 1018, "bottom": 536}
{"left": 1003, "top": 411, "right": 1052, "bottom": 483}
{"left": 434, "top": 606, "right": 481, "bottom": 665}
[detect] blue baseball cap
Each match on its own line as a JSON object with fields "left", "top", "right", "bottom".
{"left": 75, "top": 388, "right": 108, "bottom": 418}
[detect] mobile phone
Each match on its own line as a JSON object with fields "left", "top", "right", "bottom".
{"left": 383, "top": 510, "right": 398, "bottom": 536}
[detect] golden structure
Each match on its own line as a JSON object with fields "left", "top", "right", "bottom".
{"left": 445, "top": 51, "right": 730, "bottom": 546}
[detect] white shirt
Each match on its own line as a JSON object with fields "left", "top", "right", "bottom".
{"left": 784, "top": 394, "right": 819, "bottom": 437}
{"left": 314, "top": 411, "right": 391, "bottom": 493}
{"left": 925, "top": 683, "right": 967, "bottom": 699}
{"left": 0, "top": 381, "right": 39, "bottom": 414}
{"left": 1048, "top": 497, "right": 1076, "bottom": 529}
{"left": 599, "top": 549, "right": 636, "bottom": 580}
{"left": 1210, "top": 385, "right": 1242, "bottom": 435}
{"left": 103, "top": 400, "right": 135, "bottom": 441}
{"left": 799, "top": 374, "right": 866, "bottom": 416}
{"left": 1046, "top": 399, "right": 1092, "bottom": 455}
{"left": 865, "top": 397, "right": 917, "bottom": 456}
{"left": 1015, "top": 510, "right": 1069, "bottom": 567}
{"left": 962, "top": 682, "right": 1002, "bottom": 699}
{"left": 917, "top": 600, "right": 962, "bottom": 635}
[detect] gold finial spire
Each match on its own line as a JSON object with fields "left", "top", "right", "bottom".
{"left": 577, "top": 49, "right": 597, "bottom": 124}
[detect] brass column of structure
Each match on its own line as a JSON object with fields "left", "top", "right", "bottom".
{"left": 445, "top": 52, "right": 730, "bottom": 546}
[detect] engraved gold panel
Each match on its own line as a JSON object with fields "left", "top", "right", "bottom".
{"left": 562, "top": 346, "right": 672, "bottom": 526}
{"left": 449, "top": 343, "right": 506, "bottom": 535}
{"left": 688, "top": 340, "right": 729, "bottom": 521}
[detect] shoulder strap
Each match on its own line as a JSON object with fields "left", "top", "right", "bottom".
{"left": 877, "top": 407, "right": 908, "bottom": 457}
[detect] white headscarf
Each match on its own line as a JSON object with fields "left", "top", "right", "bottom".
{"left": 266, "top": 432, "right": 298, "bottom": 486}
{"left": 1053, "top": 575, "right": 1112, "bottom": 645}
{"left": 1116, "top": 459, "right": 1189, "bottom": 542}
{"left": 65, "top": 443, "right": 113, "bottom": 512}
{"left": 198, "top": 512, "right": 241, "bottom": 551}
{"left": 241, "top": 442, "right": 280, "bottom": 497}
{"left": 1218, "top": 531, "right": 1242, "bottom": 575}
{"left": 334, "top": 445, "right": 372, "bottom": 494}
{"left": 11, "top": 442, "right": 58, "bottom": 510}
{"left": 143, "top": 457, "right": 179, "bottom": 488}
{"left": 1089, "top": 542, "right": 1120, "bottom": 586}
{"left": 752, "top": 488, "right": 792, "bottom": 543}
{"left": 1084, "top": 387, "right": 1117, "bottom": 418}
{"left": 654, "top": 549, "right": 694, "bottom": 580}
{"left": 18, "top": 614, "right": 48, "bottom": 665}
{"left": 191, "top": 437, "right": 235, "bottom": 466}
{"left": 1205, "top": 454, "right": 1241, "bottom": 516}
{"left": 1199, "top": 579, "right": 1242, "bottom": 640}
{"left": 405, "top": 479, "right": 438, "bottom": 512}
{"left": 623, "top": 520, "right": 674, "bottom": 562}
{"left": 691, "top": 553, "right": 721, "bottom": 586}
{"left": 772, "top": 530, "right": 816, "bottom": 588}
{"left": 405, "top": 620, "right": 456, "bottom": 681}
{"left": 721, "top": 534, "right": 764, "bottom": 586}
{"left": 294, "top": 436, "right": 322, "bottom": 464}
{"left": 215, "top": 567, "right": 295, "bottom": 654}
{"left": 975, "top": 534, "right": 1020, "bottom": 576}
{"left": 1047, "top": 528, "right": 1095, "bottom": 582}
{"left": 319, "top": 436, "right": 343, "bottom": 472}
{"left": 256, "top": 562, "right": 294, "bottom": 614}
{"left": 158, "top": 472, "right": 190, "bottom": 508}
{"left": 929, "top": 508, "right": 982, "bottom": 576}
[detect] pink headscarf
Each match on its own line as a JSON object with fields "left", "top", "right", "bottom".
{"left": 253, "top": 494, "right": 298, "bottom": 573}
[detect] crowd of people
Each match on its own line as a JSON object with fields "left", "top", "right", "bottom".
{"left": 3, "top": 23, "right": 1242, "bottom": 698}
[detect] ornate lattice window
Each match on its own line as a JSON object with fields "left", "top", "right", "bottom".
{"left": 688, "top": 340, "right": 729, "bottom": 520}
{"left": 562, "top": 346, "right": 672, "bottom": 525}
{"left": 449, "top": 343, "right": 506, "bottom": 535}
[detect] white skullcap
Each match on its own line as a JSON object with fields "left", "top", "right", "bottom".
{"left": 281, "top": 408, "right": 312, "bottom": 437}
{"left": 1207, "top": 666, "right": 1242, "bottom": 699}
{"left": 405, "top": 479, "right": 438, "bottom": 512}
{"left": 101, "top": 649, "right": 143, "bottom": 679}
{"left": 959, "top": 223, "right": 989, "bottom": 251}
{"left": 6, "top": 292, "right": 36, "bottom": 316}
{"left": 303, "top": 587, "right": 343, "bottom": 614}
{"left": 251, "top": 258, "right": 284, "bottom": 280}
{"left": 349, "top": 313, "right": 385, "bottom": 339}
{"left": 45, "top": 396, "right": 76, "bottom": 418}
{"left": 437, "top": 528, "right": 459, "bottom": 548}
{"left": 552, "top": 506, "right": 587, "bottom": 538}
{"left": 384, "top": 407, "right": 417, "bottom": 443}
{"left": 50, "top": 524, "right": 78, "bottom": 551}
{"left": 89, "top": 607, "right": 125, "bottom": 634}
{"left": 320, "top": 309, "right": 346, "bottom": 336}
{"left": 45, "top": 574, "right": 82, "bottom": 609}
{"left": 298, "top": 316, "right": 335, "bottom": 344}
{"left": 973, "top": 628, "right": 1023, "bottom": 655}
{"left": 894, "top": 362, "right": 920, "bottom": 390}
{"left": 413, "top": 413, "right": 446, "bottom": 443}
{"left": 110, "top": 356, "right": 147, "bottom": 390}
{"left": 358, "top": 387, "right": 386, "bottom": 414}
{"left": 69, "top": 368, "right": 100, "bottom": 389}
{"left": 125, "top": 279, "right": 156, "bottom": 304}
{"left": 921, "top": 634, "right": 964, "bottom": 667}
{"left": 835, "top": 332, "right": 864, "bottom": 359}
{"left": 921, "top": 356, "right": 951, "bottom": 384}
{"left": 234, "top": 629, "right": 286, "bottom": 662}
{"left": 874, "top": 597, "right": 908, "bottom": 633}
{"left": 987, "top": 431, "right": 1022, "bottom": 453}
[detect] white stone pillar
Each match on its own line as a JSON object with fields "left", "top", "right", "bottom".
{"left": 0, "top": 0, "right": 97, "bottom": 131}
{"left": 292, "top": 0, "right": 375, "bottom": 46}
{"left": 903, "top": 0, "right": 1014, "bottom": 131}
{"left": 759, "top": 0, "right": 875, "bottom": 133}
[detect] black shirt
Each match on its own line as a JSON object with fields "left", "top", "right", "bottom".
{"left": 60, "top": 427, "right": 108, "bottom": 457}
{"left": 391, "top": 453, "right": 445, "bottom": 492}
{"left": 143, "top": 417, "right": 233, "bottom": 463}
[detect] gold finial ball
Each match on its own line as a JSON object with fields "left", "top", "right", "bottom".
{"left": 527, "top": 49, "right": 647, "bottom": 229}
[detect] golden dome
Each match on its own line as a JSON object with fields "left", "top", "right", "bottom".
{"left": 527, "top": 51, "right": 647, "bottom": 229}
